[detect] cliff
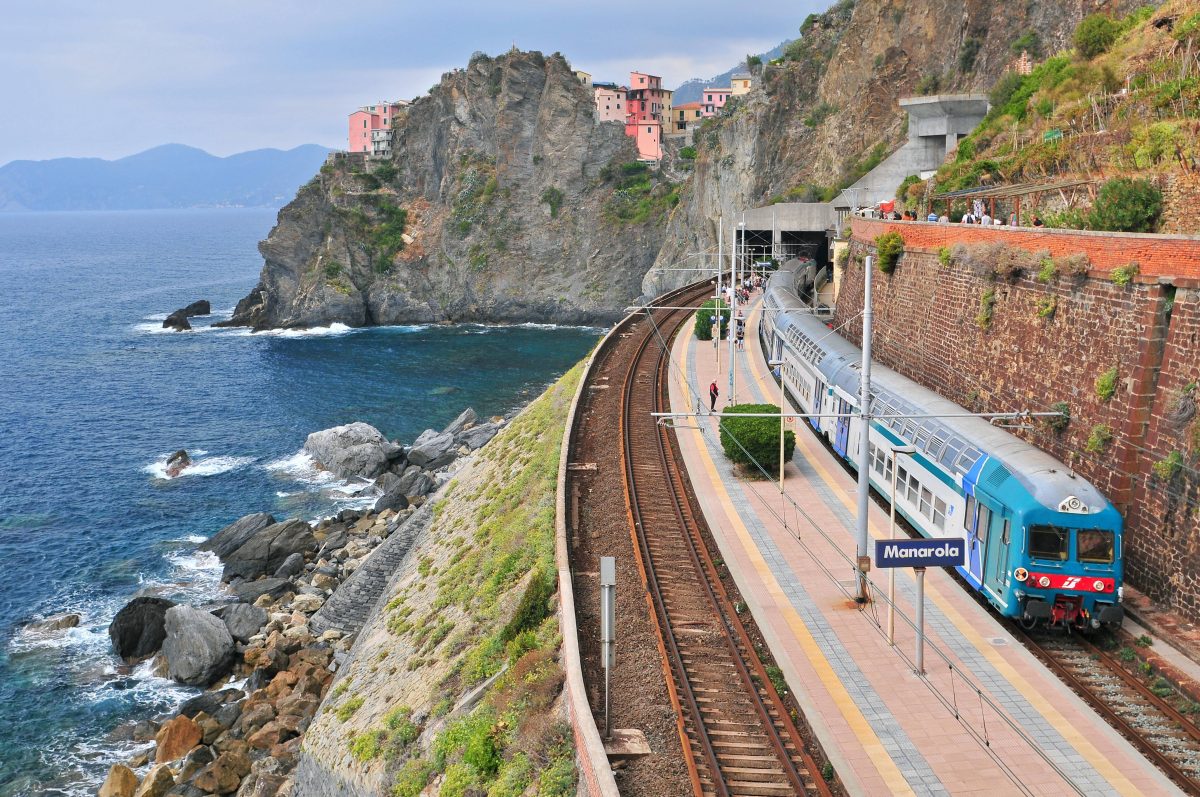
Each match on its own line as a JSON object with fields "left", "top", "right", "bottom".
{"left": 645, "top": 0, "right": 1144, "bottom": 296}
{"left": 226, "top": 51, "right": 670, "bottom": 329}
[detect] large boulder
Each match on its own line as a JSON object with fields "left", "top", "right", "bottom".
{"left": 393, "top": 465, "right": 435, "bottom": 498}
{"left": 459, "top": 422, "right": 500, "bottom": 450}
{"left": 200, "top": 513, "right": 276, "bottom": 558}
{"left": 231, "top": 577, "right": 293, "bottom": 604}
{"left": 162, "top": 606, "right": 235, "bottom": 686}
{"left": 303, "top": 422, "right": 390, "bottom": 479}
{"left": 98, "top": 764, "right": 138, "bottom": 797}
{"left": 109, "top": 597, "right": 176, "bottom": 662}
{"left": 165, "top": 450, "right": 191, "bottom": 478}
{"left": 155, "top": 715, "right": 202, "bottom": 763}
{"left": 374, "top": 483, "right": 410, "bottom": 513}
{"left": 162, "top": 300, "right": 211, "bottom": 331}
{"left": 214, "top": 603, "right": 268, "bottom": 643}
{"left": 443, "top": 407, "right": 478, "bottom": 436}
{"left": 221, "top": 519, "right": 315, "bottom": 581}
{"left": 26, "top": 612, "right": 81, "bottom": 633}
{"left": 406, "top": 429, "right": 456, "bottom": 468}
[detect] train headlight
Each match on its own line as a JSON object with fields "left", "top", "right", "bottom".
{"left": 1013, "top": 568, "right": 1028, "bottom": 583}
{"left": 1093, "top": 579, "right": 1105, "bottom": 592}
{"left": 1038, "top": 576, "right": 1051, "bottom": 588}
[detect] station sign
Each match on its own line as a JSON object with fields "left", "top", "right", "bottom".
{"left": 875, "top": 537, "right": 965, "bottom": 569}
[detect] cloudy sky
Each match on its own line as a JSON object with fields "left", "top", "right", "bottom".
{"left": 0, "top": 0, "right": 828, "bottom": 164}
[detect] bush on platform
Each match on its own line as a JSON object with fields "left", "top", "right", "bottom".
{"left": 694, "top": 298, "right": 731, "bottom": 341}
{"left": 719, "top": 403, "right": 796, "bottom": 473}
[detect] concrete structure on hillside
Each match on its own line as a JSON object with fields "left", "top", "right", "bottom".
{"left": 731, "top": 73, "right": 753, "bottom": 95}
{"left": 348, "top": 101, "right": 408, "bottom": 155}
{"left": 701, "top": 87, "right": 732, "bottom": 117}
{"left": 594, "top": 84, "right": 626, "bottom": 123}
{"left": 832, "top": 94, "right": 989, "bottom": 212}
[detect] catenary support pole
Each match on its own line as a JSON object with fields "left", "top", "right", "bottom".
{"left": 715, "top": 219, "right": 723, "bottom": 373}
{"left": 600, "top": 556, "right": 616, "bottom": 739}
{"left": 856, "top": 256, "right": 875, "bottom": 603}
{"left": 915, "top": 566, "right": 926, "bottom": 675}
{"left": 727, "top": 221, "right": 738, "bottom": 402}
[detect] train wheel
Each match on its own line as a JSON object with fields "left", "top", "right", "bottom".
{"left": 1020, "top": 615, "right": 1039, "bottom": 631}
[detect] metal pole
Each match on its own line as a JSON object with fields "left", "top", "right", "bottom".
{"left": 716, "top": 220, "right": 723, "bottom": 372}
{"left": 780, "top": 367, "right": 786, "bottom": 492}
{"left": 915, "top": 566, "right": 926, "bottom": 675}
{"left": 856, "top": 256, "right": 875, "bottom": 602}
{"left": 727, "top": 222, "right": 738, "bottom": 402}
{"left": 888, "top": 455, "right": 898, "bottom": 646}
{"left": 600, "top": 556, "right": 616, "bottom": 739}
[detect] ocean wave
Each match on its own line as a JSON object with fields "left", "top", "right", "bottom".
{"left": 232, "top": 322, "right": 357, "bottom": 338}
{"left": 142, "top": 452, "right": 256, "bottom": 480}
{"left": 133, "top": 321, "right": 228, "bottom": 335}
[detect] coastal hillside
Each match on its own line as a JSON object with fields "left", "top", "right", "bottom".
{"left": 0, "top": 144, "right": 330, "bottom": 211}
{"left": 295, "top": 364, "right": 581, "bottom": 795}
{"left": 225, "top": 51, "right": 672, "bottom": 329}
{"left": 647, "top": 0, "right": 1152, "bottom": 294}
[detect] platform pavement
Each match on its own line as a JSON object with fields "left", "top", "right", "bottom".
{"left": 665, "top": 296, "right": 1180, "bottom": 796}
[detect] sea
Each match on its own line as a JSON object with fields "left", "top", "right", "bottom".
{"left": 0, "top": 208, "right": 602, "bottom": 795}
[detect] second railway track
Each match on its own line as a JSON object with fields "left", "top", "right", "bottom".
{"left": 614, "top": 284, "right": 828, "bottom": 797}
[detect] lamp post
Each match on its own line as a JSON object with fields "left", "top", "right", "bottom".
{"left": 728, "top": 221, "right": 744, "bottom": 403}
{"left": 887, "top": 444, "right": 918, "bottom": 646}
{"left": 769, "top": 358, "right": 786, "bottom": 492}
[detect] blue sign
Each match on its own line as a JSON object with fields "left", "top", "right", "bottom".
{"left": 875, "top": 537, "right": 965, "bottom": 568}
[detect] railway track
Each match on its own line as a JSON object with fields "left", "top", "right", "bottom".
{"left": 1024, "top": 629, "right": 1200, "bottom": 795}
{"left": 615, "top": 284, "right": 829, "bottom": 797}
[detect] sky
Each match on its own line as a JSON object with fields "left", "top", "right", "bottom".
{"left": 0, "top": 0, "right": 827, "bottom": 164}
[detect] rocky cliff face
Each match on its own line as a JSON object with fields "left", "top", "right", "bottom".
{"left": 227, "top": 51, "right": 667, "bottom": 329}
{"left": 645, "top": 0, "right": 1143, "bottom": 296}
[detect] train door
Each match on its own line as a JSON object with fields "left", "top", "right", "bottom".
{"left": 832, "top": 398, "right": 851, "bottom": 457}
{"left": 964, "top": 497, "right": 986, "bottom": 587}
{"left": 983, "top": 514, "right": 1011, "bottom": 604}
{"left": 810, "top": 379, "right": 825, "bottom": 431}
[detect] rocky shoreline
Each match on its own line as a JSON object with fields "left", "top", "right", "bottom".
{"left": 92, "top": 408, "right": 504, "bottom": 797}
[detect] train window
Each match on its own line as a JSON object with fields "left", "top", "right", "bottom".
{"left": 1030, "top": 525, "right": 1070, "bottom": 561}
{"left": 1077, "top": 529, "right": 1114, "bottom": 564}
{"left": 919, "top": 487, "right": 933, "bottom": 517}
{"left": 977, "top": 505, "right": 990, "bottom": 544}
{"left": 907, "top": 474, "right": 920, "bottom": 504}
{"left": 964, "top": 496, "right": 975, "bottom": 530}
{"left": 933, "top": 497, "right": 947, "bottom": 530}
{"left": 955, "top": 447, "right": 981, "bottom": 471}
{"left": 914, "top": 426, "right": 932, "bottom": 450}
{"left": 883, "top": 456, "right": 893, "bottom": 482}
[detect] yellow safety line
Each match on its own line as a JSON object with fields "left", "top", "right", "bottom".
{"left": 675, "top": 329, "right": 917, "bottom": 797}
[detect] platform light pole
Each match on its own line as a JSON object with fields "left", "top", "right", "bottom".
{"left": 769, "top": 358, "right": 786, "bottom": 492}
{"left": 887, "top": 444, "right": 917, "bottom": 646}
{"left": 715, "top": 220, "right": 723, "bottom": 374}
{"left": 855, "top": 255, "right": 875, "bottom": 604}
{"left": 728, "top": 221, "right": 744, "bottom": 403}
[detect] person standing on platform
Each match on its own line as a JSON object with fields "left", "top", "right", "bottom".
{"left": 709, "top": 381, "right": 720, "bottom": 412}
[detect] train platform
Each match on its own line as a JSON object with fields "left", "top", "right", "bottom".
{"left": 665, "top": 297, "right": 1181, "bottom": 796}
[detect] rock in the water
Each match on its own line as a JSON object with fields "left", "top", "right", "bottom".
{"left": 162, "top": 310, "right": 192, "bottom": 331}
{"left": 27, "top": 612, "right": 81, "bottom": 632}
{"left": 406, "top": 429, "right": 456, "bottom": 468}
{"left": 181, "top": 300, "right": 211, "bottom": 316}
{"left": 162, "top": 606, "right": 235, "bottom": 686}
{"left": 231, "top": 577, "right": 293, "bottom": 604}
{"left": 303, "top": 422, "right": 390, "bottom": 479}
{"left": 443, "top": 407, "right": 478, "bottom": 436}
{"left": 165, "top": 450, "right": 191, "bottom": 478}
{"left": 222, "top": 519, "right": 315, "bottom": 581}
{"left": 374, "top": 471, "right": 402, "bottom": 493}
{"left": 272, "top": 552, "right": 305, "bottom": 579}
{"left": 459, "top": 422, "right": 500, "bottom": 450}
{"left": 393, "top": 466, "right": 435, "bottom": 498}
{"left": 373, "top": 483, "right": 409, "bottom": 513}
{"left": 215, "top": 602, "right": 268, "bottom": 643}
{"left": 133, "top": 763, "right": 174, "bottom": 797}
{"left": 200, "top": 513, "right": 276, "bottom": 558}
{"left": 110, "top": 597, "right": 176, "bottom": 662}
{"left": 155, "top": 715, "right": 202, "bottom": 763}
{"left": 99, "top": 763, "right": 138, "bottom": 797}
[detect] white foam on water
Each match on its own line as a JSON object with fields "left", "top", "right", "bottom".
{"left": 231, "top": 322, "right": 356, "bottom": 338}
{"left": 142, "top": 452, "right": 256, "bottom": 480}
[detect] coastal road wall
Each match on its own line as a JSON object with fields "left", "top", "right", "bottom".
{"left": 838, "top": 218, "right": 1200, "bottom": 619}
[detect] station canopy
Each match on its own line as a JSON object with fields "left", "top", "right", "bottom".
{"left": 932, "top": 177, "right": 1092, "bottom": 200}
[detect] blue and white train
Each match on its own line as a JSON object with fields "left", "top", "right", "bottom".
{"left": 761, "top": 260, "right": 1124, "bottom": 630}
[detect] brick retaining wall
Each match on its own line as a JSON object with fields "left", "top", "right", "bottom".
{"left": 839, "top": 218, "right": 1200, "bottom": 618}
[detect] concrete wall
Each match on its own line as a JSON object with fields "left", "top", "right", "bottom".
{"left": 838, "top": 218, "right": 1200, "bottom": 619}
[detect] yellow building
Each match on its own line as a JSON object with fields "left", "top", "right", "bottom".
{"left": 731, "top": 73, "right": 752, "bottom": 96}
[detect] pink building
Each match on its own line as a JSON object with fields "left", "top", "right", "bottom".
{"left": 625, "top": 120, "right": 662, "bottom": 161}
{"left": 701, "top": 87, "right": 732, "bottom": 117}
{"left": 347, "top": 101, "right": 407, "bottom": 155}
{"left": 593, "top": 84, "right": 627, "bottom": 123}
{"left": 626, "top": 71, "right": 665, "bottom": 125}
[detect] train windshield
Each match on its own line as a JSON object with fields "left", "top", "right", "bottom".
{"left": 1077, "top": 529, "right": 1115, "bottom": 564}
{"left": 1029, "top": 525, "right": 1069, "bottom": 561}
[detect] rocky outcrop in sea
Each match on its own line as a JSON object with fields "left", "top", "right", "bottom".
{"left": 91, "top": 408, "right": 504, "bottom": 797}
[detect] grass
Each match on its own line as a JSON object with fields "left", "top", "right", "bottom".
{"left": 336, "top": 695, "right": 365, "bottom": 722}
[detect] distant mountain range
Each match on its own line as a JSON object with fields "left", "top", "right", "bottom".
{"left": 0, "top": 143, "right": 332, "bottom": 211}
{"left": 672, "top": 40, "right": 793, "bottom": 104}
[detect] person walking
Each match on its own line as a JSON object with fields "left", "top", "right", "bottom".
{"left": 709, "top": 381, "right": 720, "bottom": 412}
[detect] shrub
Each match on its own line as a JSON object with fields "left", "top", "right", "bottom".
{"left": 1088, "top": 178, "right": 1161, "bottom": 233}
{"left": 1095, "top": 367, "right": 1119, "bottom": 402}
{"left": 896, "top": 174, "right": 922, "bottom": 202}
{"left": 938, "top": 247, "right": 952, "bottom": 267}
{"left": 1074, "top": 14, "right": 1121, "bottom": 58}
{"left": 336, "top": 695, "right": 364, "bottom": 722}
{"left": 679, "top": 146, "right": 697, "bottom": 160}
{"left": 874, "top": 231, "right": 904, "bottom": 274}
{"left": 1036, "top": 258, "right": 1056, "bottom": 283}
{"left": 324, "top": 260, "right": 343, "bottom": 280}
{"left": 350, "top": 731, "right": 383, "bottom": 761}
{"left": 718, "top": 403, "right": 796, "bottom": 473}
{"left": 1011, "top": 31, "right": 1042, "bottom": 58}
{"left": 804, "top": 102, "right": 837, "bottom": 127}
{"left": 1036, "top": 296, "right": 1057, "bottom": 319}
{"left": 392, "top": 759, "right": 435, "bottom": 797}
{"left": 1153, "top": 451, "right": 1184, "bottom": 481}
{"left": 694, "top": 298, "right": 730, "bottom": 341}
{"left": 540, "top": 187, "right": 564, "bottom": 218}
{"left": 373, "top": 161, "right": 398, "bottom": 183}
{"left": 989, "top": 71, "right": 1026, "bottom": 110}
{"left": 1047, "top": 401, "right": 1071, "bottom": 431}
{"left": 1086, "top": 424, "right": 1114, "bottom": 453}
{"left": 1111, "top": 262, "right": 1139, "bottom": 286}
{"left": 976, "top": 289, "right": 996, "bottom": 329}
{"left": 958, "top": 37, "right": 983, "bottom": 73}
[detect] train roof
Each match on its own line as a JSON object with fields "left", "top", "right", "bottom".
{"left": 765, "top": 262, "right": 1111, "bottom": 516}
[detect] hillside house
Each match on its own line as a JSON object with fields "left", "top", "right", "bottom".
{"left": 348, "top": 101, "right": 408, "bottom": 156}
{"left": 701, "top": 87, "right": 731, "bottom": 117}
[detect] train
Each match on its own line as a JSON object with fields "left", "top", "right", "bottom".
{"left": 759, "top": 259, "right": 1124, "bottom": 631}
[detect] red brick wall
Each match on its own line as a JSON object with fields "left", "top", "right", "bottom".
{"left": 838, "top": 221, "right": 1200, "bottom": 617}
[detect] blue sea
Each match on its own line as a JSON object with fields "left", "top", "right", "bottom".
{"left": 0, "top": 209, "right": 601, "bottom": 795}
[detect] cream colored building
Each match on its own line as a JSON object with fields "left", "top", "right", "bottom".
{"left": 731, "top": 73, "right": 752, "bottom": 96}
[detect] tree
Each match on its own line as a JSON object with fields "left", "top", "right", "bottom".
{"left": 1087, "top": 178, "right": 1162, "bottom": 233}
{"left": 1074, "top": 13, "right": 1121, "bottom": 59}
{"left": 719, "top": 404, "right": 796, "bottom": 473}
{"left": 694, "top": 298, "right": 730, "bottom": 341}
